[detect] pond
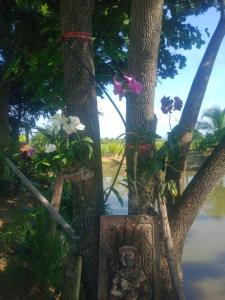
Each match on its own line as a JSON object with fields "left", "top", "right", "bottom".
{"left": 103, "top": 159, "right": 225, "bottom": 300}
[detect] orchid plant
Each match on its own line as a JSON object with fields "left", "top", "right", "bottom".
{"left": 35, "top": 113, "right": 93, "bottom": 175}
{"left": 113, "top": 74, "right": 144, "bottom": 100}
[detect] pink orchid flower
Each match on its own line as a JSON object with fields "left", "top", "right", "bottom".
{"left": 124, "top": 75, "right": 144, "bottom": 95}
{"left": 113, "top": 77, "right": 124, "bottom": 100}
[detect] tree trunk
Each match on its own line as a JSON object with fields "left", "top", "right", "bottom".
{"left": 161, "top": 133, "right": 225, "bottom": 299}
{"left": 0, "top": 83, "right": 9, "bottom": 150}
{"left": 60, "top": 1, "right": 104, "bottom": 299}
{"left": 9, "top": 117, "right": 21, "bottom": 144}
{"left": 166, "top": 15, "right": 225, "bottom": 195}
{"left": 126, "top": 0, "right": 164, "bottom": 214}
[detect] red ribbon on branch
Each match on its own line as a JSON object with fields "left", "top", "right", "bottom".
{"left": 62, "top": 31, "right": 92, "bottom": 42}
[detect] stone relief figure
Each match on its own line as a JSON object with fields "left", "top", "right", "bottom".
{"left": 110, "top": 245, "right": 152, "bottom": 300}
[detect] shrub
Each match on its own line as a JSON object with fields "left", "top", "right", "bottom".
{"left": 0, "top": 206, "right": 69, "bottom": 297}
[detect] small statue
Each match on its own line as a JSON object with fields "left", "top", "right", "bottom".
{"left": 110, "top": 245, "right": 152, "bottom": 300}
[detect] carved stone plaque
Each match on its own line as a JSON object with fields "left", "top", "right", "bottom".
{"left": 98, "top": 215, "right": 160, "bottom": 300}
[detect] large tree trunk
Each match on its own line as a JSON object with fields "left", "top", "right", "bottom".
{"left": 0, "top": 83, "right": 9, "bottom": 150}
{"left": 162, "top": 133, "right": 225, "bottom": 299}
{"left": 60, "top": 1, "right": 104, "bottom": 299}
{"left": 125, "top": 2, "right": 180, "bottom": 298}
{"left": 126, "top": 0, "right": 164, "bottom": 214}
{"left": 166, "top": 13, "right": 225, "bottom": 195}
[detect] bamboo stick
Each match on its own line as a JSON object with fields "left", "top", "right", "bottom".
{"left": 5, "top": 157, "right": 79, "bottom": 242}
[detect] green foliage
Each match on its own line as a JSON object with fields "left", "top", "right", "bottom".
{"left": 0, "top": 143, "right": 26, "bottom": 197}
{"left": 190, "top": 129, "right": 204, "bottom": 150}
{"left": 197, "top": 128, "right": 225, "bottom": 154}
{"left": 159, "top": 180, "right": 178, "bottom": 203}
{"left": 0, "top": 0, "right": 219, "bottom": 145}
{"left": 193, "top": 107, "right": 225, "bottom": 153}
{"left": 155, "top": 139, "right": 166, "bottom": 150}
{"left": 0, "top": 206, "right": 69, "bottom": 296}
{"left": 31, "top": 131, "right": 49, "bottom": 152}
{"left": 0, "top": 156, "right": 18, "bottom": 196}
{"left": 111, "top": 187, "right": 124, "bottom": 207}
{"left": 197, "top": 106, "right": 225, "bottom": 133}
{"left": 101, "top": 138, "right": 124, "bottom": 156}
{"left": 93, "top": 0, "right": 212, "bottom": 83}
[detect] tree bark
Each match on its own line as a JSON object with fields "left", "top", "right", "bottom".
{"left": 166, "top": 15, "right": 225, "bottom": 195}
{"left": 0, "top": 83, "right": 9, "bottom": 150}
{"left": 126, "top": 0, "right": 164, "bottom": 214}
{"left": 60, "top": 1, "right": 104, "bottom": 299}
{"left": 162, "top": 133, "right": 225, "bottom": 299}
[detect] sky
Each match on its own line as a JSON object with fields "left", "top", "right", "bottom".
{"left": 98, "top": 8, "right": 225, "bottom": 138}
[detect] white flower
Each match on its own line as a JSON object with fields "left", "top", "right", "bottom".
{"left": 49, "top": 124, "right": 60, "bottom": 134}
{"left": 69, "top": 116, "right": 80, "bottom": 125}
{"left": 75, "top": 123, "right": 85, "bottom": 131}
{"left": 62, "top": 123, "right": 74, "bottom": 135}
{"left": 69, "top": 116, "right": 85, "bottom": 131}
{"left": 45, "top": 143, "right": 57, "bottom": 153}
{"left": 51, "top": 114, "right": 61, "bottom": 126}
{"left": 60, "top": 115, "right": 68, "bottom": 126}
{"left": 48, "top": 114, "right": 61, "bottom": 134}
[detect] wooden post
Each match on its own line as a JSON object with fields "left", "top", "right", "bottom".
{"left": 48, "top": 172, "right": 64, "bottom": 235}
{"left": 62, "top": 251, "right": 82, "bottom": 300}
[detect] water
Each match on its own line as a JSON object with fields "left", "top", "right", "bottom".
{"left": 182, "top": 179, "right": 225, "bottom": 300}
{"left": 103, "top": 160, "right": 225, "bottom": 300}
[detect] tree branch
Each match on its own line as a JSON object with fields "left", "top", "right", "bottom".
{"left": 220, "top": 0, "right": 225, "bottom": 19}
{"left": 166, "top": 14, "right": 225, "bottom": 193}
{"left": 179, "top": 14, "right": 225, "bottom": 141}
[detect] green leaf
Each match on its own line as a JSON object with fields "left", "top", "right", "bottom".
{"left": 123, "top": 18, "right": 130, "bottom": 25}
{"left": 145, "top": 159, "right": 165, "bottom": 178}
{"left": 39, "top": 3, "right": 50, "bottom": 16}
{"left": 53, "top": 154, "right": 61, "bottom": 160}
{"left": 35, "top": 161, "right": 50, "bottom": 171}
{"left": 166, "top": 180, "right": 178, "bottom": 202}
{"left": 3, "top": 56, "right": 22, "bottom": 80}
{"left": 81, "top": 136, "right": 94, "bottom": 144}
{"left": 35, "top": 127, "right": 53, "bottom": 140}
{"left": 61, "top": 157, "right": 67, "bottom": 166}
{"left": 111, "top": 187, "right": 123, "bottom": 207}
{"left": 85, "top": 143, "right": 94, "bottom": 159}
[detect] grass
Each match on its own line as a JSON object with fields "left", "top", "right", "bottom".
{"left": 101, "top": 139, "right": 124, "bottom": 156}
{"left": 101, "top": 138, "right": 166, "bottom": 157}
{"left": 0, "top": 192, "right": 70, "bottom": 300}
